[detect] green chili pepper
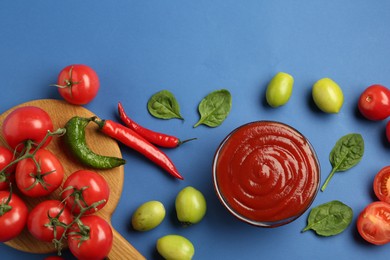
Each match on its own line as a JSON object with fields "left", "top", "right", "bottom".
{"left": 64, "top": 116, "right": 126, "bottom": 169}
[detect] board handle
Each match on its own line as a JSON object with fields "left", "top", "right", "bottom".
{"left": 108, "top": 229, "right": 145, "bottom": 260}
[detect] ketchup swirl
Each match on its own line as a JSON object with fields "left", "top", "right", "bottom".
{"left": 213, "top": 121, "right": 320, "bottom": 226}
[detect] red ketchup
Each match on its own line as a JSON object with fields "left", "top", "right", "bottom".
{"left": 213, "top": 121, "right": 320, "bottom": 227}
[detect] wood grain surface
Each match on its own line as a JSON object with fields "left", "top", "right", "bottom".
{"left": 2, "top": 99, "right": 144, "bottom": 259}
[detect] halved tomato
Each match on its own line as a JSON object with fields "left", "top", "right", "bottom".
{"left": 373, "top": 166, "right": 390, "bottom": 203}
{"left": 357, "top": 201, "right": 390, "bottom": 245}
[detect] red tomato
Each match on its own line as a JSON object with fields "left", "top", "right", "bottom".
{"left": 358, "top": 84, "right": 390, "bottom": 121}
{"left": 68, "top": 215, "right": 113, "bottom": 260}
{"left": 357, "top": 201, "right": 390, "bottom": 245}
{"left": 0, "top": 146, "right": 16, "bottom": 190}
{"left": 27, "top": 200, "right": 73, "bottom": 242}
{"left": 0, "top": 190, "right": 28, "bottom": 242}
{"left": 15, "top": 149, "right": 64, "bottom": 197}
{"left": 373, "top": 166, "right": 390, "bottom": 204}
{"left": 2, "top": 106, "right": 53, "bottom": 151}
{"left": 61, "top": 170, "right": 109, "bottom": 215}
{"left": 55, "top": 64, "right": 100, "bottom": 105}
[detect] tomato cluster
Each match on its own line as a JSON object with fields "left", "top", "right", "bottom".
{"left": 0, "top": 106, "right": 113, "bottom": 259}
{"left": 357, "top": 166, "right": 390, "bottom": 245}
{"left": 358, "top": 84, "right": 390, "bottom": 142}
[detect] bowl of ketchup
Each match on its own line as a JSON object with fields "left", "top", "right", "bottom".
{"left": 212, "top": 121, "right": 320, "bottom": 227}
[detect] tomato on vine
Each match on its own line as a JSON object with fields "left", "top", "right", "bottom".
{"left": 27, "top": 200, "right": 73, "bottom": 243}
{"left": 0, "top": 146, "right": 16, "bottom": 190}
{"left": 0, "top": 190, "right": 28, "bottom": 242}
{"left": 61, "top": 170, "right": 109, "bottom": 215}
{"left": 2, "top": 106, "right": 53, "bottom": 152}
{"left": 68, "top": 215, "right": 113, "bottom": 260}
{"left": 15, "top": 149, "right": 64, "bottom": 197}
{"left": 54, "top": 64, "right": 100, "bottom": 105}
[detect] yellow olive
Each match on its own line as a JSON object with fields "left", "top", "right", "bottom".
{"left": 157, "top": 234, "right": 195, "bottom": 260}
{"left": 131, "top": 200, "right": 165, "bottom": 231}
{"left": 312, "top": 78, "right": 344, "bottom": 113}
{"left": 266, "top": 72, "right": 294, "bottom": 107}
{"left": 175, "top": 186, "right": 207, "bottom": 226}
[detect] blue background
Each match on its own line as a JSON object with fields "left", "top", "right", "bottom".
{"left": 1, "top": 1, "right": 390, "bottom": 259}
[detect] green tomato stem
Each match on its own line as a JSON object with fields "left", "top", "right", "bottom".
{"left": 0, "top": 128, "right": 66, "bottom": 177}
{"left": 0, "top": 172, "right": 6, "bottom": 183}
{"left": 0, "top": 184, "right": 13, "bottom": 216}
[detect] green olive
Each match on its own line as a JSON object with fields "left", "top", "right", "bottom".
{"left": 312, "top": 78, "right": 344, "bottom": 113}
{"left": 175, "top": 186, "right": 206, "bottom": 226}
{"left": 266, "top": 72, "right": 294, "bottom": 107}
{"left": 131, "top": 200, "right": 165, "bottom": 231}
{"left": 157, "top": 234, "right": 195, "bottom": 260}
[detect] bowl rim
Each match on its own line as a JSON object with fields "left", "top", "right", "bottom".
{"left": 212, "top": 120, "right": 321, "bottom": 227}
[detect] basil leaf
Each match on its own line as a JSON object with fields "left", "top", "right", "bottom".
{"left": 321, "top": 133, "right": 364, "bottom": 191}
{"left": 194, "top": 89, "right": 232, "bottom": 128}
{"left": 302, "top": 200, "right": 353, "bottom": 236}
{"left": 147, "top": 90, "right": 183, "bottom": 120}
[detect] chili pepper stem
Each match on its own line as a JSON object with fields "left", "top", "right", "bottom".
{"left": 91, "top": 116, "right": 103, "bottom": 128}
{"left": 179, "top": 137, "right": 197, "bottom": 145}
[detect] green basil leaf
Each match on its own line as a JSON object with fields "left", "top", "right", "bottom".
{"left": 321, "top": 133, "right": 364, "bottom": 191}
{"left": 194, "top": 89, "right": 232, "bottom": 128}
{"left": 147, "top": 90, "right": 183, "bottom": 120}
{"left": 302, "top": 200, "right": 353, "bottom": 236}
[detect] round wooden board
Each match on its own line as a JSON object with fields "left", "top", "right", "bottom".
{"left": 2, "top": 99, "right": 144, "bottom": 259}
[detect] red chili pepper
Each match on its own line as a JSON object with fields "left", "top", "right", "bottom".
{"left": 118, "top": 102, "right": 196, "bottom": 148}
{"left": 92, "top": 117, "right": 184, "bottom": 180}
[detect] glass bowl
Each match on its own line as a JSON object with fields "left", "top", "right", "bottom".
{"left": 212, "top": 121, "right": 320, "bottom": 227}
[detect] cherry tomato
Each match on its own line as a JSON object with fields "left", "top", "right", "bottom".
{"left": 68, "top": 215, "right": 113, "bottom": 260}
{"left": 0, "top": 190, "right": 28, "bottom": 242}
{"left": 358, "top": 84, "right": 390, "bottom": 121}
{"left": 61, "top": 170, "right": 109, "bottom": 215}
{"left": 55, "top": 64, "right": 100, "bottom": 105}
{"left": 16, "top": 149, "right": 64, "bottom": 197}
{"left": 27, "top": 200, "right": 73, "bottom": 242}
{"left": 2, "top": 106, "right": 53, "bottom": 151}
{"left": 0, "top": 146, "right": 16, "bottom": 190}
{"left": 373, "top": 166, "right": 390, "bottom": 204}
{"left": 357, "top": 201, "right": 390, "bottom": 245}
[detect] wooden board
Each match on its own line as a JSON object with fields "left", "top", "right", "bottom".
{"left": 2, "top": 99, "right": 144, "bottom": 259}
